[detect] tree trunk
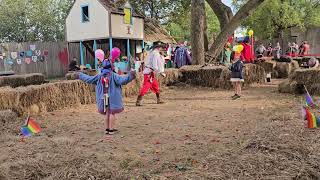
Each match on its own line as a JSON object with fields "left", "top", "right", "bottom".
{"left": 206, "top": 0, "right": 233, "bottom": 28}
{"left": 191, "top": 0, "right": 205, "bottom": 65}
{"left": 207, "top": 0, "right": 265, "bottom": 62}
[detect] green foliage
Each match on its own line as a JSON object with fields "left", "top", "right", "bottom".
{"left": 165, "top": 2, "right": 220, "bottom": 42}
{"left": 0, "top": 0, "right": 74, "bottom": 42}
{"left": 243, "top": 0, "right": 320, "bottom": 40}
{"left": 206, "top": 2, "right": 221, "bottom": 37}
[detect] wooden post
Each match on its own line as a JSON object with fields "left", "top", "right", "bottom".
{"left": 80, "top": 41, "right": 84, "bottom": 65}
{"left": 93, "top": 40, "right": 97, "bottom": 70}
{"left": 127, "top": 39, "right": 130, "bottom": 70}
{"left": 142, "top": 40, "right": 145, "bottom": 49}
{"left": 127, "top": 39, "right": 130, "bottom": 58}
{"left": 109, "top": 38, "right": 113, "bottom": 59}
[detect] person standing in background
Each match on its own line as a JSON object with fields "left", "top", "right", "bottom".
{"left": 174, "top": 43, "right": 192, "bottom": 68}
{"left": 136, "top": 43, "right": 166, "bottom": 106}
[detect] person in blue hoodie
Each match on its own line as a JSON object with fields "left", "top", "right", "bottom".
{"left": 76, "top": 57, "right": 136, "bottom": 135}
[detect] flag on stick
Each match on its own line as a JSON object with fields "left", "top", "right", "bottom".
{"left": 305, "top": 107, "right": 318, "bottom": 128}
{"left": 20, "top": 116, "right": 41, "bottom": 137}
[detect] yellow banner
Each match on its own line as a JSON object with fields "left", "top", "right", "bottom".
{"left": 124, "top": 8, "right": 131, "bottom": 24}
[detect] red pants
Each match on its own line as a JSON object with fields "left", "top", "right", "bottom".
{"left": 139, "top": 73, "right": 160, "bottom": 96}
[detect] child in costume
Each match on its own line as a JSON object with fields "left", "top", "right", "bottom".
{"left": 77, "top": 48, "right": 136, "bottom": 135}
{"left": 136, "top": 43, "right": 166, "bottom": 106}
{"left": 230, "top": 50, "right": 244, "bottom": 100}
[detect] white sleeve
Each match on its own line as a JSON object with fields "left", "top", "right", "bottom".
{"left": 152, "top": 54, "right": 160, "bottom": 72}
{"left": 158, "top": 56, "right": 165, "bottom": 73}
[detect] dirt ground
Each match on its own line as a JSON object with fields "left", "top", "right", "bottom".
{"left": 1, "top": 81, "right": 320, "bottom": 180}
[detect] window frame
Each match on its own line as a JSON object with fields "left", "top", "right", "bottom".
{"left": 81, "top": 4, "right": 90, "bottom": 23}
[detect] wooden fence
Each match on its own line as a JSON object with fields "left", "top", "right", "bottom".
{"left": 0, "top": 42, "right": 69, "bottom": 78}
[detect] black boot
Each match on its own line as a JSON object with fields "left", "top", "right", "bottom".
{"left": 156, "top": 93, "right": 164, "bottom": 104}
{"left": 136, "top": 96, "right": 143, "bottom": 106}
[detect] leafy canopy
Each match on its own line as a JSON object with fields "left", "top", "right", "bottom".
{"left": 243, "top": 0, "right": 320, "bottom": 39}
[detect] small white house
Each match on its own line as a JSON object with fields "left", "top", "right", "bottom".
{"left": 66, "top": 0, "right": 144, "bottom": 69}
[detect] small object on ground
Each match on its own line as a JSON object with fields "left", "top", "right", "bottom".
{"left": 266, "top": 73, "right": 271, "bottom": 82}
{"left": 232, "top": 94, "right": 241, "bottom": 100}
{"left": 232, "top": 95, "right": 241, "bottom": 100}
{"left": 20, "top": 116, "right": 41, "bottom": 137}
{"left": 105, "top": 129, "right": 118, "bottom": 135}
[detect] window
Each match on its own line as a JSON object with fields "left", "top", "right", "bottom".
{"left": 81, "top": 5, "right": 89, "bottom": 23}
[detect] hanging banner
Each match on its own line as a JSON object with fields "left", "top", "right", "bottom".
{"left": 35, "top": 50, "right": 41, "bottom": 56}
{"left": 25, "top": 57, "right": 31, "bottom": 64}
{"left": 5, "top": 58, "right": 14, "bottom": 65}
{"left": 16, "top": 59, "right": 22, "bottom": 65}
{"left": 19, "top": 51, "right": 25, "bottom": 58}
{"left": 124, "top": 8, "right": 132, "bottom": 24}
{"left": 11, "top": 52, "right": 18, "bottom": 59}
{"left": 32, "top": 56, "right": 38, "bottom": 62}
{"left": 43, "top": 50, "right": 49, "bottom": 56}
{"left": 26, "top": 51, "right": 33, "bottom": 57}
{"left": 39, "top": 56, "right": 45, "bottom": 62}
{"left": 30, "top": 44, "right": 36, "bottom": 51}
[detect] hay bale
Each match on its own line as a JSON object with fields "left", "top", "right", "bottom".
{"left": 159, "top": 68, "right": 181, "bottom": 86}
{"left": 278, "top": 80, "right": 297, "bottom": 94}
{"left": 122, "top": 74, "right": 142, "bottom": 97}
{"left": 274, "top": 60, "right": 299, "bottom": 78}
{"left": 0, "top": 87, "right": 20, "bottom": 112}
{"left": 255, "top": 61, "right": 276, "bottom": 73}
{"left": 65, "top": 71, "right": 98, "bottom": 80}
{"left": 278, "top": 68, "right": 320, "bottom": 95}
{"left": 65, "top": 72, "right": 78, "bottom": 80}
{"left": 0, "top": 73, "right": 45, "bottom": 88}
{"left": 243, "top": 64, "right": 266, "bottom": 85}
{"left": 178, "top": 64, "right": 265, "bottom": 89}
{"left": 0, "top": 80, "right": 96, "bottom": 116}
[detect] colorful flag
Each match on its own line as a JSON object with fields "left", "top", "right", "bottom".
{"left": 305, "top": 108, "right": 317, "bottom": 128}
{"left": 21, "top": 126, "right": 33, "bottom": 137}
{"left": 20, "top": 116, "right": 41, "bottom": 137}
{"left": 306, "top": 92, "right": 314, "bottom": 107}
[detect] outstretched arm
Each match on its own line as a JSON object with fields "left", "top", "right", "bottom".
{"left": 78, "top": 73, "right": 100, "bottom": 85}
{"left": 113, "top": 71, "right": 136, "bottom": 86}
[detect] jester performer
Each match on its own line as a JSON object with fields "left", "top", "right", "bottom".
{"left": 77, "top": 48, "right": 136, "bottom": 135}
{"left": 136, "top": 42, "right": 166, "bottom": 106}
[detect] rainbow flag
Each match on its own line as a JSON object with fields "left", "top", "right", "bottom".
{"left": 20, "top": 116, "right": 41, "bottom": 137}
{"left": 305, "top": 108, "right": 318, "bottom": 128}
{"left": 306, "top": 92, "right": 314, "bottom": 107}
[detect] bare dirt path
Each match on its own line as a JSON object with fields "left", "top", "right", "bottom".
{"left": 1, "top": 81, "right": 320, "bottom": 179}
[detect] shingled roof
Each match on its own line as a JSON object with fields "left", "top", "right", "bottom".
{"left": 144, "top": 18, "right": 176, "bottom": 44}
{"left": 98, "top": 0, "right": 144, "bottom": 17}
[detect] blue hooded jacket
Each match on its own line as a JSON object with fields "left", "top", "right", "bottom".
{"left": 78, "top": 61, "right": 136, "bottom": 114}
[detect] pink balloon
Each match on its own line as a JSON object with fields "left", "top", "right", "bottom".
{"left": 111, "top": 47, "right": 121, "bottom": 62}
{"left": 95, "top": 49, "right": 105, "bottom": 61}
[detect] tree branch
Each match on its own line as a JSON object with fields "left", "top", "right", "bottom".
{"left": 205, "top": 0, "right": 233, "bottom": 28}
{"left": 207, "top": 0, "right": 266, "bottom": 61}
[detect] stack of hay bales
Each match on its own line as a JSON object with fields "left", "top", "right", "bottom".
{"left": 255, "top": 60, "right": 299, "bottom": 78}
{"left": 179, "top": 64, "right": 265, "bottom": 89}
{"left": 0, "top": 69, "right": 181, "bottom": 116}
{"left": 158, "top": 68, "right": 181, "bottom": 86}
{"left": 0, "top": 73, "right": 45, "bottom": 88}
{"left": 274, "top": 60, "right": 299, "bottom": 78}
{"left": 0, "top": 80, "right": 96, "bottom": 116}
{"left": 255, "top": 61, "right": 277, "bottom": 77}
{"left": 278, "top": 69, "right": 320, "bottom": 95}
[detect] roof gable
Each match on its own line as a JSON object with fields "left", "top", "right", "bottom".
{"left": 98, "top": 0, "right": 144, "bottom": 18}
